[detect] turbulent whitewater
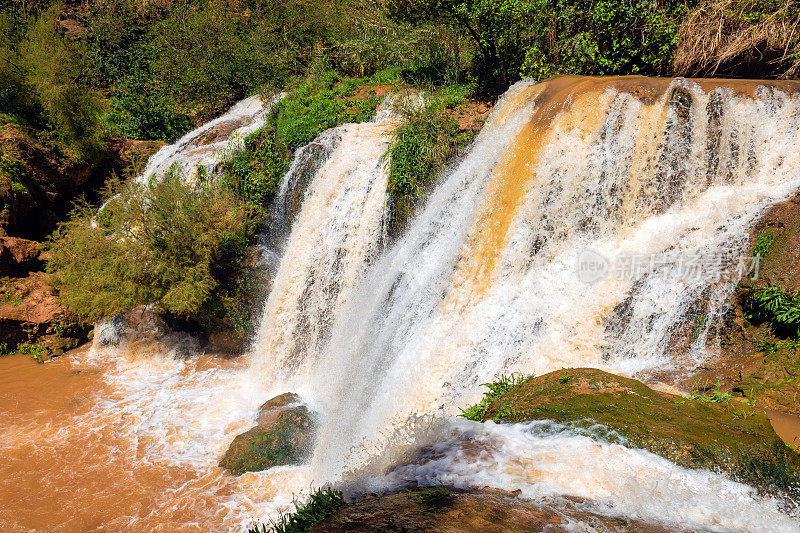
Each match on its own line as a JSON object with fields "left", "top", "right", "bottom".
{"left": 3, "top": 77, "right": 800, "bottom": 532}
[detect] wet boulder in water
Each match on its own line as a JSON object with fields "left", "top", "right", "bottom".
{"left": 220, "top": 393, "right": 315, "bottom": 475}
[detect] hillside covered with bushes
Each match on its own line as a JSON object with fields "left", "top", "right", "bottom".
{"left": 2, "top": 0, "right": 798, "bottom": 358}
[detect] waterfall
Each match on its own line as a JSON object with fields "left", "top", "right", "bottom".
{"left": 250, "top": 76, "right": 800, "bottom": 487}
{"left": 9, "top": 77, "right": 800, "bottom": 532}
{"left": 136, "top": 93, "right": 284, "bottom": 184}
{"left": 251, "top": 120, "right": 395, "bottom": 380}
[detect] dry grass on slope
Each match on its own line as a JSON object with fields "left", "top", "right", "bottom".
{"left": 674, "top": 0, "right": 800, "bottom": 78}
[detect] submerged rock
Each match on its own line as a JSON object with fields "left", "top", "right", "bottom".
{"left": 309, "top": 488, "right": 672, "bottom": 533}
{"left": 479, "top": 368, "right": 800, "bottom": 497}
{"left": 219, "top": 392, "right": 315, "bottom": 475}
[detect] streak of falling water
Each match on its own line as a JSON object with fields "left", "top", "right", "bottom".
{"left": 137, "top": 93, "right": 285, "bottom": 184}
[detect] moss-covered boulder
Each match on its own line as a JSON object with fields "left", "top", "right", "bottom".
{"left": 219, "top": 392, "right": 315, "bottom": 475}
{"left": 479, "top": 368, "right": 800, "bottom": 497}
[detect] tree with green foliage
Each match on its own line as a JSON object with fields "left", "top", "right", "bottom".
{"left": 386, "top": 0, "right": 539, "bottom": 90}
{"left": 1, "top": 2, "right": 105, "bottom": 160}
{"left": 47, "top": 171, "right": 259, "bottom": 328}
{"left": 387, "top": 0, "right": 694, "bottom": 92}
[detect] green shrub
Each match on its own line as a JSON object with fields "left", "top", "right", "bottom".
{"left": 460, "top": 372, "right": 532, "bottom": 421}
{"left": 248, "top": 487, "right": 346, "bottom": 533}
{"left": 388, "top": 100, "right": 474, "bottom": 229}
{"left": 46, "top": 172, "right": 259, "bottom": 327}
{"left": 104, "top": 78, "right": 193, "bottom": 142}
{"left": 223, "top": 71, "right": 386, "bottom": 208}
{"left": 744, "top": 285, "right": 800, "bottom": 337}
{"left": 273, "top": 72, "right": 382, "bottom": 151}
{"left": 408, "top": 485, "right": 455, "bottom": 512}
{"left": 16, "top": 3, "right": 105, "bottom": 161}
{"left": 224, "top": 124, "right": 291, "bottom": 207}
{"left": 387, "top": 0, "right": 691, "bottom": 93}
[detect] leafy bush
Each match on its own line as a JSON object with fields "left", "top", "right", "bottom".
{"left": 104, "top": 77, "right": 193, "bottom": 143}
{"left": 223, "top": 71, "right": 386, "bottom": 208}
{"left": 744, "top": 285, "right": 800, "bottom": 337}
{"left": 460, "top": 372, "right": 531, "bottom": 421}
{"left": 248, "top": 487, "right": 346, "bottom": 533}
{"left": 274, "top": 72, "right": 382, "bottom": 151}
{"left": 224, "top": 125, "right": 288, "bottom": 208}
{"left": 46, "top": 171, "right": 259, "bottom": 327}
{"left": 388, "top": 98, "right": 474, "bottom": 229}
{"left": 2, "top": 3, "right": 105, "bottom": 161}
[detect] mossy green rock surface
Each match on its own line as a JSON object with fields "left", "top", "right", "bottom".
{"left": 219, "top": 392, "right": 314, "bottom": 475}
{"left": 481, "top": 368, "right": 800, "bottom": 496}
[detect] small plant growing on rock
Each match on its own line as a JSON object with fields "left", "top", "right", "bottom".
{"left": 460, "top": 372, "right": 532, "bottom": 421}
{"left": 752, "top": 230, "right": 774, "bottom": 258}
{"left": 409, "top": 485, "right": 455, "bottom": 513}
{"left": 249, "top": 487, "right": 346, "bottom": 533}
{"left": 691, "top": 312, "right": 707, "bottom": 342}
{"left": 690, "top": 381, "right": 732, "bottom": 403}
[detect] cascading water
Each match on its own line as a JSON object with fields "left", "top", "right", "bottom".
{"left": 253, "top": 77, "right": 800, "bottom": 478}
{"left": 137, "top": 93, "right": 284, "bottom": 184}
{"left": 3, "top": 77, "right": 800, "bottom": 532}
{"left": 249, "top": 76, "right": 800, "bottom": 530}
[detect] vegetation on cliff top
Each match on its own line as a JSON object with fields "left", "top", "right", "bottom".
{"left": 224, "top": 70, "right": 386, "bottom": 207}
{"left": 387, "top": 85, "right": 476, "bottom": 230}
{"left": 675, "top": 0, "right": 800, "bottom": 79}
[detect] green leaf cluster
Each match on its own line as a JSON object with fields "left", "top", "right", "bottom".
{"left": 459, "top": 372, "right": 532, "bottom": 421}
{"left": 744, "top": 285, "right": 800, "bottom": 337}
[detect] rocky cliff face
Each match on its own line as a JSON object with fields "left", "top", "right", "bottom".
{"left": 0, "top": 120, "right": 163, "bottom": 361}
{"left": 679, "top": 190, "right": 800, "bottom": 417}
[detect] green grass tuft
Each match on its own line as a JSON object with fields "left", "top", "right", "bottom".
{"left": 408, "top": 485, "right": 455, "bottom": 513}
{"left": 753, "top": 230, "right": 775, "bottom": 258}
{"left": 689, "top": 381, "right": 732, "bottom": 403}
{"left": 248, "top": 487, "right": 346, "bottom": 533}
{"left": 460, "top": 372, "right": 532, "bottom": 421}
